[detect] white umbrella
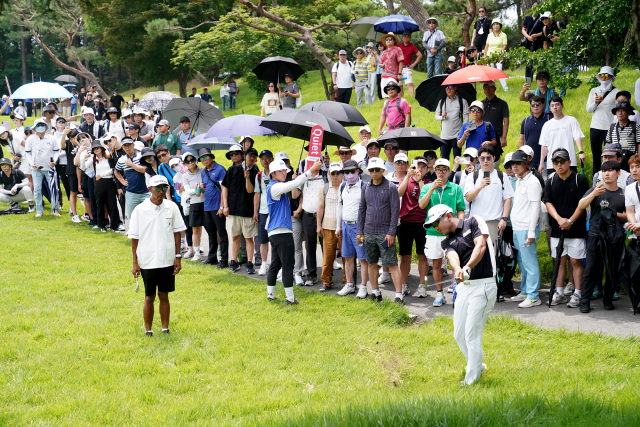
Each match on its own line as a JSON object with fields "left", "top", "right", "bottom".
{"left": 12, "top": 82, "right": 73, "bottom": 99}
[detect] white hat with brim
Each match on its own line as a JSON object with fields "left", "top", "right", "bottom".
{"left": 0, "top": 126, "right": 7, "bottom": 135}
{"left": 367, "top": 157, "right": 387, "bottom": 171}
{"left": 598, "top": 66, "right": 615, "bottom": 77}
{"left": 424, "top": 204, "right": 453, "bottom": 229}
{"left": 10, "top": 113, "right": 24, "bottom": 121}
{"left": 353, "top": 47, "right": 365, "bottom": 56}
{"left": 427, "top": 17, "right": 439, "bottom": 25}
{"left": 149, "top": 175, "right": 169, "bottom": 187}
{"left": 270, "top": 159, "right": 291, "bottom": 174}
{"left": 334, "top": 146, "right": 357, "bottom": 156}
{"left": 225, "top": 144, "right": 244, "bottom": 160}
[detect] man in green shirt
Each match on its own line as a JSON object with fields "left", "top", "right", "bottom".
{"left": 418, "top": 158, "right": 466, "bottom": 305}
{"left": 152, "top": 119, "right": 182, "bottom": 155}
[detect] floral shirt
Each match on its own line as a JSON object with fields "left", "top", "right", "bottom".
{"left": 380, "top": 46, "right": 404, "bottom": 79}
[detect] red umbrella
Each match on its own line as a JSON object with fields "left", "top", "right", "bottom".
{"left": 441, "top": 65, "right": 509, "bottom": 85}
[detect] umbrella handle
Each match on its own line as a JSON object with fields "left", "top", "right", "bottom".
{"left": 298, "top": 140, "right": 306, "bottom": 172}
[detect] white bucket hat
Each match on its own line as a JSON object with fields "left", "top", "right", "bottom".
{"left": 270, "top": 159, "right": 291, "bottom": 174}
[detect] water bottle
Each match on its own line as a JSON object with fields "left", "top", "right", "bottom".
{"left": 452, "top": 280, "right": 458, "bottom": 308}
{"left": 541, "top": 168, "right": 548, "bottom": 181}
{"left": 522, "top": 241, "right": 531, "bottom": 249}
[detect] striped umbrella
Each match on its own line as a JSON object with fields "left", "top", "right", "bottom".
{"left": 48, "top": 165, "right": 60, "bottom": 213}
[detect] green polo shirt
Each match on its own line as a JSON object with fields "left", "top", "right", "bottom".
{"left": 151, "top": 132, "right": 182, "bottom": 155}
{"left": 419, "top": 181, "right": 466, "bottom": 236}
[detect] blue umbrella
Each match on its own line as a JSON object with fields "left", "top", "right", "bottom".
{"left": 63, "top": 84, "right": 77, "bottom": 91}
{"left": 48, "top": 165, "right": 59, "bottom": 213}
{"left": 205, "top": 114, "right": 276, "bottom": 139}
{"left": 373, "top": 15, "right": 419, "bottom": 34}
{"left": 137, "top": 91, "right": 179, "bottom": 112}
{"left": 186, "top": 134, "right": 237, "bottom": 151}
{"left": 12, "top": 82, "right": 73, "bottom": 100}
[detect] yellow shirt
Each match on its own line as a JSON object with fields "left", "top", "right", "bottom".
{"left": 486, "top": 31, "right": 507, "bottom": 56}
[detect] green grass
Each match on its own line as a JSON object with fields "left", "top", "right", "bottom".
{"left": 1, "top": 213, "right": 640, "bottom": 426}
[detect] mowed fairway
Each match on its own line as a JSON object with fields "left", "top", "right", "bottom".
{"left": 1, "top": 213, "right": 640, "bottom": 426}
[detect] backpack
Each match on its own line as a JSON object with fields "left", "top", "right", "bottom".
{"left": 178, "top": 128, "right": 196, "bottom": 139}
{"left": 469, "top": 169, "right": 504, "bottom": 211}
{"left": 105, "top": 120, "right": 127, "bottom": 133}
{"left": 384, "top": 97, "right": 405, "bottom": 117}
{"left": 437, "top": 95, "right": 464, "bottom": 124}
{"left": 334, "top": 61, "right": 355, "bottom": 82}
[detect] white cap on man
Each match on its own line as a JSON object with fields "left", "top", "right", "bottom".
{"left": 394, "top": 153, "right": 409, "bottom": 163}
{"left": 329, "top": 162, "right": 343, "bottom": 173}
{"left": 463, "top": 147, "right": 479, "bottom": 158}
{"left": 359, "top": 125, "right": 372, "bottom": 134}
{"left": 367, "top": 157, "right": 387, "bottom": 171}
{"left": 424, "top": 204, "right": 453, "bottom": 229}
{"left": 149, "top": 175, "right": 169, "bottom": 187}
{"left": 517, "top": 145, "right": 535, "bottom": 158}
{"left": 275, "top": 151, "right": 289, "bottom": 161}
{"left": 434, "top": 158, "right": 451, "bottom": 169}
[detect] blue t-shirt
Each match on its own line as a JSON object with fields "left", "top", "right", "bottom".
{"left": 520, "top": 113, "right": 550, "bottom": 165}
{"left": 458, "top": 121, "right": 495, "bottom": 150}
{"left": 201, "top": 162, "right": 227, "bottom": 211}
{"left": 158, "top": 162, "right": 181, "bottom": 203}
{"left": 115, "top": 151, "right": 149, "bottom": 194}
{"left": 178, "top": 128, "right": 199, "bottom": 158}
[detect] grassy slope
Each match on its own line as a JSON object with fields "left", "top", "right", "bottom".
{"left": 1, "top": 213, "right": 639, "bottom": 426}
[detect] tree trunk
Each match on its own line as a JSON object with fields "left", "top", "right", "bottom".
{"left": 462, "top": 0, "right": 477, "bottom": 47}
{"left": 20, "top": 27, "right": 27, "bottom": 84}
{"left": 632, "top": 0, "right": 640, "bottom": 61}
{"left": 384, "top": 0, "right": 399, "bottom": 14}
{"left": 195, "top": 70, "right": 209, "bottom": 86}
{"left": 319, "top": 63, "right": 330, "bottom": 100}
{"left": 400, "top": 0, "right": 431, "bottom": 33}
{"left": 605, "top": 36, "right": 611, "bottom": 65}
{"left": 176, "top": 68, "right": 191, "bottom": 97}
{"left": 517, "top": 0, "right": 523, "bottom": 29}
{"left": 128, "top": 68, "right": 135, "bottom": 90}
{"left": 98, "top": 66, "right": 104, "bottom": 88}
{"left": 158, "top": 84, "right": 165, "bottom": 91}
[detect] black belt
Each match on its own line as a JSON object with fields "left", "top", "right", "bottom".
{"left": 303, "top": 210, "right": 317, "bottom": 217}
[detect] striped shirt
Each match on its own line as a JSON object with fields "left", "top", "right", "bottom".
{"left": 353, "top": 58, "right": 369, "bottom": 82}
{"left": 115, "top": 151, "right": 148, "bottom": 194}
{"left": 357, "top": 176, "right": 400, "bottom": 236}
{"left": 605, "top": 121, "right": 640, "bottom": 153}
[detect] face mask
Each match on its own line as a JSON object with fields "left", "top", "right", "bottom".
{"left": 599, "top": 77, "right": 613, "bottom": 92}
{"left": 35, "top": 125, "right": 46, "bottom": 133}
{"left": 345, "top": 172, "right": 359, "bottom": 184}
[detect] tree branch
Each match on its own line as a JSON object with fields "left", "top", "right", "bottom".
{"left": 437, "top": 11, "right": 468, "bottom": 16}
{"left": 309, "top": 17, "right": 354, "bottom": 31}
{"left": 167, "top": 17, "right": 233, "bottom": 32}
{"left": 234, "top": 14, "right": 305, "bottom": 40}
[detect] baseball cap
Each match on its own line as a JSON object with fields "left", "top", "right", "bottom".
{"left": 434, "top": 158, "right": 451, "bottom": 169}
{"left": 447, "top": 56, "right": 456, "bottom": 63}
{"left": 394, "top": 153, "right": 409, "bottom": 163}
{"left": 81, "top": 106, "right": 94, "bottom": 115}
{"left": 179, "top": 116, "right": 191, "bottom": 123}
{"left": 540, "top": 11, "right": 552, "bottom": 18}
{"left": 149, "top": 175, "right": 169, "bottom": 187}
{"left": 367, "top": 157, "right": 387, "bottom": 171}
{"left": 359, "top": 125, "right": 372, "bottom": 134}
{"left": 339, "top": 49, "right": 347, "bottom": 55}
{"left": 275, "top": 151, "right": 289, "bottom": 161}
{"left": 366, "top": 138, "right": 381, "bottom": 148}
{"left": 10, "top": 113, "right": 24, "bottom": 120}
{"left": 121, "top": 109, "right": 132, "bottom": 117}
{"left": 121, "top": 137, "right": 134, "bottom": 145}
{"left": 483, "top": 81, "right": 496, "bottom": 88}
{"left": 107, "top": 107, "right": 118, "bottom": 114}
{"left": 402, "top": 29, "right": 412, "bottom": 36}
{"left": 424, "top": 204, "right": 453, "bottom": 229}
{"left": 457, "top": 46, "right": 465, "bottom": 53}
{"left": 517, "top": 145, "right": 534, "bottom": 158}
{"left": 551, "top": 148, "right": 571, "bottom": 161}
{"left": 504, "top": 152, "right": 514, "bottom": 167}
{"left": 470, "top": 100, "right": 485, "bottom": 111}
{"left": 284, "top": 72, "right": 294, "bottom": 78}
{"left": 128, "top": 123, "right": 140, "bottom": 130}
{"left": 102, "top": 132, "right": 117, "bottom": 141}
{"left": 329, "top": 162, "right": 343, "bottom": 173}
{"left": 270, "top": 159, "right": 291, "bottom": 174}
{"left": 169, "top": 157, "right": 182, "bottom": 168}
{"left": 602, "top": 143, "right": 622, "bottom": 157}
{"left": 383, "top": 139, "right": 399, "bottom": 148}
{"left": 0, "top": 157, "right": 11, "bottom": 167}
{"left": 423, "top": 150, "right": 437, "bottom": 158}
{"left": 463, "top": 147, "right": 478, "bottom": 158}
{"left": 259, "top": 149, "right": 273, "bottom": 158}
{"left": 510, "top": 150, "right": 528, "bottom": 163}
{"left": 158, "top": 119, "right": 170, "bottom": 126}
{"left": 244, "top": 147, "right": 259, "bottom": 157}
{"left": 414, "top": 157, "right": 429, "bottom": 166}
{"left": 134, "top": 141, "right": 145, "bottom": 152}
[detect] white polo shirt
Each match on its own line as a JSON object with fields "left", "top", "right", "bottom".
{"left": 338, "top": 179, "right": 363, "bottom": 222}
{"left": 510, "top": 172, "right": 542, "bottom": 236}
{"left": 464, "top": 169, "right": 514, "bottom": 222}
{"left": 128, "top": 198, "right": 187, "bottom": 269}
{"left": 331, "top": 60, "right": 353, "bottom": 88}
{"left": 625, "top": 182, "right": 640, "bottom": 239}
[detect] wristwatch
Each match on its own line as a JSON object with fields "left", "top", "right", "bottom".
{"left": 579, "top": 150, "right": 584, "bottom": 154}
{"left": 175, "top": 254, "right": 182, "bottom": 258}
{"left": 568, "top": 219, "right": 574, "bottom": 226}
{"left": 501, "top": 217, "right": 508, "bottom": 222}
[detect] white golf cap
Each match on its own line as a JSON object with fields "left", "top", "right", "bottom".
{"left": 517, "top": 145, "right": 534, "bottom": 158}
{"left": 447, "top": 56, "right": 456, "bottom": 63}
{"left": 81, "top": 106, "right": 94, "bottom": 115}
{"left": 102, "top": 132, "right": 117, "bottom": 141}
{"left": 33, "top": 119, "right": 49, "bottom": 130}
{"left": 169, "top": 157, "right": 181, "bottom": 168}
{"left": 359, "top": 125, "right": 372, "bottom": 133}
{"left": 463, "top": 147, "right": 478, "bottom": 158}
{"left": 149, "top": 175, "right": 169, "bottom": 187}
{"left": 275, "top": 151, "right": 289, "bottom": 161}
{"left": 367, "top": 157, "right": 387, "bottom": 171}
{"left": 470, "top": 100, "right": 485, "bottom": 111}
{"left": 121, "top": 108, "right": 133, "bottom": 117}
{"left": 10, "top": 113, "right": 24, "bottom": 120}
{"left": 329, "top": 162, "right": 343, "bottom": 173}
{"left": 504, "top": 152, "right": 514, "bottom": 166}
{"left": 434, "top": 158, "right": 451, "bottom": 169}
{"left": 134, "top": 141, "right": 145, "bottom": 151}
{"left": 269, "top": 159, "right": 291, "bottom": 174}
{"left": 394, "top": 153, "right": 409, "bottom": 163}
{"left": 424, "top": 204, "right": 453, "bottom": 229}
{"left": 158, "top": 119, "right": 170, "bottom": 126}
{"left": 540, "top": 11, "right": 552, "bottom": 18}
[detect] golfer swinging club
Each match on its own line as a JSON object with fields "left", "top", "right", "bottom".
{"left": 128, "top": 175, "right": 186, "bottom": 336}
{"left": 425, "top": 204, "right": 497, "bottom": 385}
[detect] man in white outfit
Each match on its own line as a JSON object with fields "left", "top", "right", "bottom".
{"left": 426, "top": 204, "right": 497, "bottom": 385}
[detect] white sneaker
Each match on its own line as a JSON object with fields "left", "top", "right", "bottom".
{"left": 511, "top": 294, "right": 527, "bottom": 302}
{"left": 417, "top": 284, "right": 427, "bottom": 298}
{"left": 294, "top": 274, "right": 304, "bottom": 286}
{"left": 550, "top": 293, "right": 568, "bottom": 306}
{"left": 333, "top": 260, "right": 343, "bottom": 270}
{"left": 191, "top": 251, "right": 201, "bottom": 262}
{"left": 567, "top": 294, "right": 581, "bottom": 308}
{"left": 356, "top": 285, "right": 368, "bottom": 299}
{"left": 35, "top": 213, "right": 43, "bottom": 218}
{"left": 180, "top": 245, "right": 188, "bottom": 253}
{"left": 401, "top": 284, "right": 409, "bottom": 296}
{"left": 183, "top": 249, "right": 194, "bottom": 259}
{"left": 71, "top": 215, "right": 81, "bottom": 223}
{"left": 565, "top": 282, "right": 575, "bottom": 296}
{"left": 258, "top": 263, "right": 269, "bottom": 276}
{"left": 447, "top": 284, "right": 454, "bottom": 293}
{"left": 518, "top": 298, "right": 542, "bottom": 308}
{"left": 337, "top": 283, "right": 356, "bottom": 296}
{"left": 51, "top": 211, "right": 61, "bottom": 217}
{"left": 379, "top": 272, "right": 391, "bottom": 283}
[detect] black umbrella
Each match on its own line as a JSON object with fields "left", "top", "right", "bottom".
{"left": 415, "top": 74, "right": 477, "bottom": 112}
{"left": 163, "top": 97, "right": 223, "bottom": 135}
{"left": 548, "top": 232, "right": 565, "bottom": 307}
{"left": 495, "top": 235, "right": 517, "bottom": 301}
{"left": 300, "top": 101, "right": 368, "bottom": 127}
{"left": 253, "top": 57, "right": 305, "bottom": 83}
{"left": 260, "top": 109, "right": 354, "bottom": 147}
{"left": 597, "top": 208, "right": 626, "bottom": 297}
{"left": 620, "top": 240, "right": 640, "bottom": 315}
{"left": 377, "top": 127, "right": 444, "bottom": 152}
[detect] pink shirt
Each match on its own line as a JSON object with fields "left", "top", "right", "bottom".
{"left": 382, "top": 97, "right": 410, "bottom": 129}
{"left": 380, "top": 46, "right": 404, "bottom": 78}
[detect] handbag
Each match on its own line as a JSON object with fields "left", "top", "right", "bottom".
{"left": 519, "top": 16, "right": 541, "bottom": 49}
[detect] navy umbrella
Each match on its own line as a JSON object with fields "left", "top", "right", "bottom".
{"left": 377, "top": 127, "right": 444, "bottom": 152}
{"left": 300, "top": 101, "right": 368, "bottom": 127}
{"left": 253, "top": 57, "right": 304, "bottom": 83}
{"left": 260, "top": 109, "right": 354, "bottom": 147}
{"left": 415, "top": 74, "right": 477, "bottom": 112}
{"left": 373, "top": 15, "right": 420, "bottom": 34}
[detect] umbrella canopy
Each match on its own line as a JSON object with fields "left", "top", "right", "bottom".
{"left": 495, "top": 235, "right": 517, "bottom": 299}
{"left": 48, "top": 165, "right": 60, "bottom": 214}
{"left": 163, "top": 97, "right": 223, "bottom": 135}
{"left": 300, "top": 101, "right": 368, "bottom": 127}
{"left": 597, "top": 208, "right": 626, "bottom": 290}
{"left": 252, "top": 57, "right": 304, "bottom": 83}
{"left": 373, "top": 15, "right": 419, "bottom": 34}
{"left": 12, "top": 82, "right": 73, "bottom": 100}
{"left": 415, "top": 74, "right": 477, "bottom": 112}
{"left": 377, "top": 127, "right": 444, "bottom": 151}
{"left": 205, "top": 114, "right": 276, "bottom": 139}
{"left": 62, "top": 84, "right": 77, "bottom": 92}
{"left": 548, "top": 232, "right": 565, "bottom": 307}
{"left": 260, "top": 109, "right": 354, "bottom": 147}
{"left": 137, "top": 91, "right": 179, "bottom": 112}
{"left": 621, "top": 240, "right": 640, "bottom": 315}
{"left": 54, "top": 74, "right": 79, "bottom": 83}
{"left": 186, "top": 134, "right": 237, "bottom": 151}
{"left": 442, "top": 65, "right": 509, "bottom": 85}
{"left": 351, "top": 16, "right": 384, "bottom": 40}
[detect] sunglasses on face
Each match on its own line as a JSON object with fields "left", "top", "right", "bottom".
{"left": 511, "top": 161, "right": 523, "bottom": 166}
{"left": 45, "top": 111, "right": 54, "bottom": 114}
{"left": 395, "top": 161, "right": 407, "bottom": 165}
{"left": 345, "top": 170, "right": 357, "bottom": 175}
{"left": 153, "top": 185, "right": 169, "bottom": 192}
{"left": 479, "top": 156, "right": 492, "bottom": 162}
{"left": 185, "top": 159, "right": 195, "bottom": 164}
{"left": 444, "top": 86, "right": 456, "bottom": 90}
{"left": 599, "top": 73, "right": 612, "bottom": 79}
{"left": 158, "top": 152, "right": 169, "bottom": 158}
{"left": 231, "top": 152, "right": 242, "bottom": 156}
{"left": 368, "top": 168, "right": 382, "bottom": 173}
{"left": 470, "top": 108, "right": 482, "bottom": 113}
{"left": 339, "top": 151, "right": 351, "bottom": 156}
{"left": 530, "top": 102, "right": 542, "bottom": 107}
{"left": 268, "top": 85, "right": 274, "bottom": 87}
{"left": 552, "top": 158, "right": 567, "bottom": 165}
{"left": 384, "top": 147, "right": 396, "bottom": 151}
{"left": 426, "top": 156, "right": 435, "bottom": 161}
{"left": 330, "top": 171, "right": 343, "bottom": 176}
{"left": 386, "top": 38, "right": 394, "bottom": 41}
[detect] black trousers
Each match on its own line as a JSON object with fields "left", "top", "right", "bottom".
{"left": 177, "top": 203, "right": 192, "bottom": 247}
{"left": 336, "top": 88, "right": 352, "bottom": 104}
{"left": 56, "top": 164, "right": 70, "bottom": 202}
{"left": 267, "top": 233, "right": 295, "bottom": 288}
{"left": 590, "top": 128, "right": 609, "bottom": 173}
{"left": 439, "top": 138, "right": 462, "bottom": 162}
{"left": 94, "top": 178, "right": 119, "bottom": 230}
{"left": 203, "top": 210, "right": 228, "bottom": 263}
{"left": 580, "top": 236, "right": 622, "bottom": 307}
{"left": 302, "top": 211, "right": 322, "bottom": 277}
{"left": 376, "top": 74, "right": 382, "bottom": 99}
{"left": 497, "top": 225, "right": 518, "bottom": 295}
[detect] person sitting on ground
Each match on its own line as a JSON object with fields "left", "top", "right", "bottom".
{"left": 0, "top": 157, "right": 33, "bottom": 210}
